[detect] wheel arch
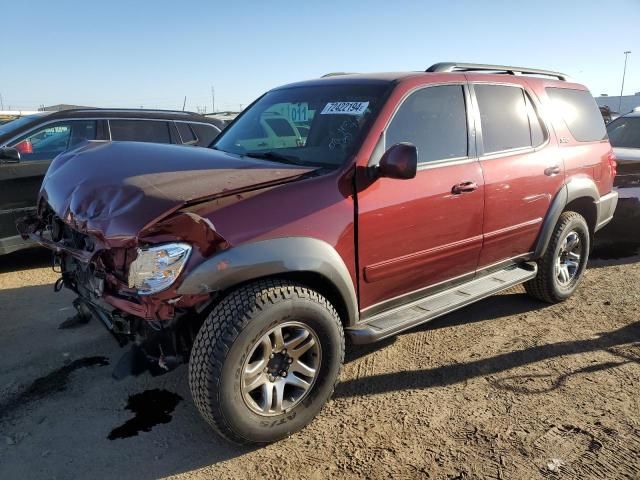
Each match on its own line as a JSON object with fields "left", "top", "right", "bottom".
{"left": 177, "top": 237, "right": 359, "bottom": 327}
{"left": 533, "top": 178, "right": 599, "bottom": 258}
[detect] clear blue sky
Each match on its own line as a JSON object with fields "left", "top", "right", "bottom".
{"left": 2, "top": 0, "right": 638, "bottom": 112}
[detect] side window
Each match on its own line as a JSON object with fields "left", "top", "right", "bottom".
{"left": 109, "top": 120, "right": 171, "bottom": 144}
{"left": 10, "top": 120, "right": 97, "bottom": 161}
{"left": 546, "top": 87, "right": 607, "bottom": 142}
{"left": 386, "top": 85, "right": 468, "bottom": 163}
{"left": 176, "top": 122, "right": 198, "bottom": 144}
{"left": 190, "top": 123, "right": 220, "bottom": 147}
{"left": 475, "top": 85, "right": 531, "bottom": 154}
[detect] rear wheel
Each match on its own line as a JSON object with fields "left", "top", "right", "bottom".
{"left": 525, "top": 211, "right": 590, "bottom": 303}
{"left": 189, "top": 279, "right": 344, "bottom": 444}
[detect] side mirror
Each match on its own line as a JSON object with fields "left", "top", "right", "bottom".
{"left": 0, "top": 147, "right": 21, "bottom": 164}
{"left": 377, "top": 142, "right": 417, "bottom": 179}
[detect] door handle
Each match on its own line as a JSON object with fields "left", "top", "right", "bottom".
{"left": 451, "top": 181, "right": 478, "bottom": 194}
{"left": 544, "top": 165, "right": 561, "bottom": 176}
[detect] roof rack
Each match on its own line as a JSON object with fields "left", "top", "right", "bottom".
{"left": 426, "top": 62, "right": 569, "bottom": 81}
{"left": 321, "top": 72, "right": 357, "bottom": 78}
{"left": 61, "top": 108, "right": 197, "bottom": 115}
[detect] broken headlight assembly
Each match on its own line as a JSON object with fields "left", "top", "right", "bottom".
{"left": 128, "top": 243, "right": 192, "bottom": 295}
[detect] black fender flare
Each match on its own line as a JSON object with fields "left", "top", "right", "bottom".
{"left": 533, "top": 178, "right": 600, "bottom": 258}
{"left": 177, "top": 237, "right": 359, "bottom": 326}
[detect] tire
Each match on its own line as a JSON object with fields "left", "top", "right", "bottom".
{"left": 189, "top": 279, "right": 345, "bottom": 445}
{"left": 525, "top": 211, "right": 590, "bottom": 303}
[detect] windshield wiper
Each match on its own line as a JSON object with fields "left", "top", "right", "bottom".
{"left": 244, "top": 151, "right": 304, "bottom": 166}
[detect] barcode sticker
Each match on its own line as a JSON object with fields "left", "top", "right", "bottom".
{"left": 320, "top": 101, "right": 369, "bottom": 115}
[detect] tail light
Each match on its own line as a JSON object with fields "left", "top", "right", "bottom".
{"left": 607, "top": 151, "right": 617, "bottom": 178}
{"left": 15, "top": 139, "right": 33, "bottom": 154}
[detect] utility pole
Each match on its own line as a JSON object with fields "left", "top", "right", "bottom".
{"left": 182, "top": 96, "right": 187, "bottom": 111}
{"left": 211, "top": 86, "right": 215, "bottom": 114}
{"left": 619, "top": 51, "right": 631, "bottom": 113}
{"left": 0, "top": 93, "right": 4, "bottom": 110}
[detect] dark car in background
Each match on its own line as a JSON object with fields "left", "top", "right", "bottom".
{"left": 603, "top": 109, "right": 640, "bottom": 245}
{"left": 0, "top": 109, "right": 223, "bottom": 254}
{"left": 607, "top": 109, "right": 640, "bottom": 191}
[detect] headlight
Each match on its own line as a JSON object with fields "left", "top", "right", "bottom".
{"left": 128, "top": 243, "right": 192, "bottom": 295}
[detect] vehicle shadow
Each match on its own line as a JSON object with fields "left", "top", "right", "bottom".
{"left": 335, "top": 321, "right": 640, "bottom": 399}
{"left": 0, "top": 247, "right": 50, "bottom": 273}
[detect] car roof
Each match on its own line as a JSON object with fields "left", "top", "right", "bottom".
{"left": 275, "top": 70, "right": 573, "bottom": 91}
{"left": 275, "top": 72, "right": 421, "bottom": 90}
{"left": 39, "top": 108, "right": 215, "bottom": 121}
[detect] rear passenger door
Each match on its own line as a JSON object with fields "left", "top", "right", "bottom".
{"left": 470, "top": 82, "right": 564, "bottom": 268}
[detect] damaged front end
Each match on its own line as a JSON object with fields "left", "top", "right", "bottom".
{"left": 16, "top": 140, "right": 312, "bottom": 379}
{"left": 17, "top": 206, "right": 219, "bottom": 379}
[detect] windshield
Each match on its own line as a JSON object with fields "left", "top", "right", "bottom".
{"left": 0, "top": 114, "right": 45, "bottom": 135}
{"left": 213, "top": 83, "right": 391, "bottom": 167}
{"left": 607, "top": 116, "right": 640, "bottom": 149}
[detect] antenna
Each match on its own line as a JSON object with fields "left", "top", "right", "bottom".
{"left": 182, "top": 96, "right": 187, "bottom": 111}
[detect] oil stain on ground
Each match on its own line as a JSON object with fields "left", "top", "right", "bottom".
{"left": 0, "top": 356, "right": 109, "bottom": 419}
{"left": 108, "top": 389, "right": 182, "bottom": 440}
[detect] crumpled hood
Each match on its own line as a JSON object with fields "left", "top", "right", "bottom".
{"left": 41, "top": 141, "right": 313, "bottom": 243}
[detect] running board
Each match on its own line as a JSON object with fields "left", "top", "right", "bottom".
{"left": 347, "top": 263, "right": 537, "bottom": 344}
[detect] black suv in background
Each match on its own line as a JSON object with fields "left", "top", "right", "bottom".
{"left": 0, "top": 109, "right": 223, "bottom": 254}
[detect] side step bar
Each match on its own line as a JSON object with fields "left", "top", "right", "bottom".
{"left": 347, "top": 263, "right": 537, "bottom": 344}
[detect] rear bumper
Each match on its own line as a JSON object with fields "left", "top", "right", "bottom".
{"left": 595, "top": 191, "right": 618, "bottom": 232}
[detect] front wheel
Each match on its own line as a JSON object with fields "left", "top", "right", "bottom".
{"left": 525, "top": 211, "right": 590, "bottom": 303}
{"left": 189, "top": 279, "right": 344, "bottom": 444}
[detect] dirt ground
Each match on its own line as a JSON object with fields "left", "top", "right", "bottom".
{"left": 1, "top": 231, "right": 639, "bottom": 479}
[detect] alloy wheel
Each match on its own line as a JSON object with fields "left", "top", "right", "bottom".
{"left": 555, "top": 230, "right": 583, "bottom": 286}
{"left": 241, "top": 322, "right": 321, "bottom": 416}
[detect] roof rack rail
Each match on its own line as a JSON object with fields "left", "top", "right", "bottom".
{"left": 321, "top": 72, "right": 357, "bottom": 78}
{"left": 426, "top": 62, "right": 569, "bottom": 81}
{"left": 63, "top": 108, "right": 196, "bottom": 115}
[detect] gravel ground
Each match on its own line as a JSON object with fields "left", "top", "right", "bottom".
{"left": 0, "top": 235, "right": 639, "bottom": 480}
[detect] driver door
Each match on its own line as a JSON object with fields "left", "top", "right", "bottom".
{"left": 357, "top": 83, "right": 485, "bottom": 315}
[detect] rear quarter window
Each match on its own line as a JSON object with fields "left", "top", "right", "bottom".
{"left": 546, "top": 88, "right": 607, "bottom": 142}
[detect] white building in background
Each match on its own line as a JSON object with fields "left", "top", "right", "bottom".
{"left": 595, "top": 93, "right": 640, "bottom": 115}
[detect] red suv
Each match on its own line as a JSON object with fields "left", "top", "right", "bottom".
{"left": 18, "top": 62, "right": 618, "bottom": 444}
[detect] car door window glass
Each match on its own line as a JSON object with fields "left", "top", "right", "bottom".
{"left": 475, "top": 84, "right": 531, "bottom": 154}
{"left": 190, "top": 123, "right": 220, "bottom": 147}
{"left": 546, "top": 87, "right": 607, "bottom": 142}
{"left": 176, "top": 122, "right": 198, "bottom": 144}
{"left": 10, "top": 120, "right": 97, "bottom": 161}
{"left": 109, "top": 120, "right": 171, "bottom": 143}
{"left": 386, "top": 85, "right": 468, "bottom": 164}
{"left": 607, "top": 117, "right": 640, "bottom": 148}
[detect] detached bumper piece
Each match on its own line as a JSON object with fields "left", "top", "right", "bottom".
{"left": 70, "top": 296, "right": 191, "bottom": 380}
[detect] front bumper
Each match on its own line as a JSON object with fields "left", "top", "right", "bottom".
{"left": 595, "top": 191, "right": 619, "bottom": 231}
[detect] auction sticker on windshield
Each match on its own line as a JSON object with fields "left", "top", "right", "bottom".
{"left": 321, "top": 101, "right": 369, "bottom": 115}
